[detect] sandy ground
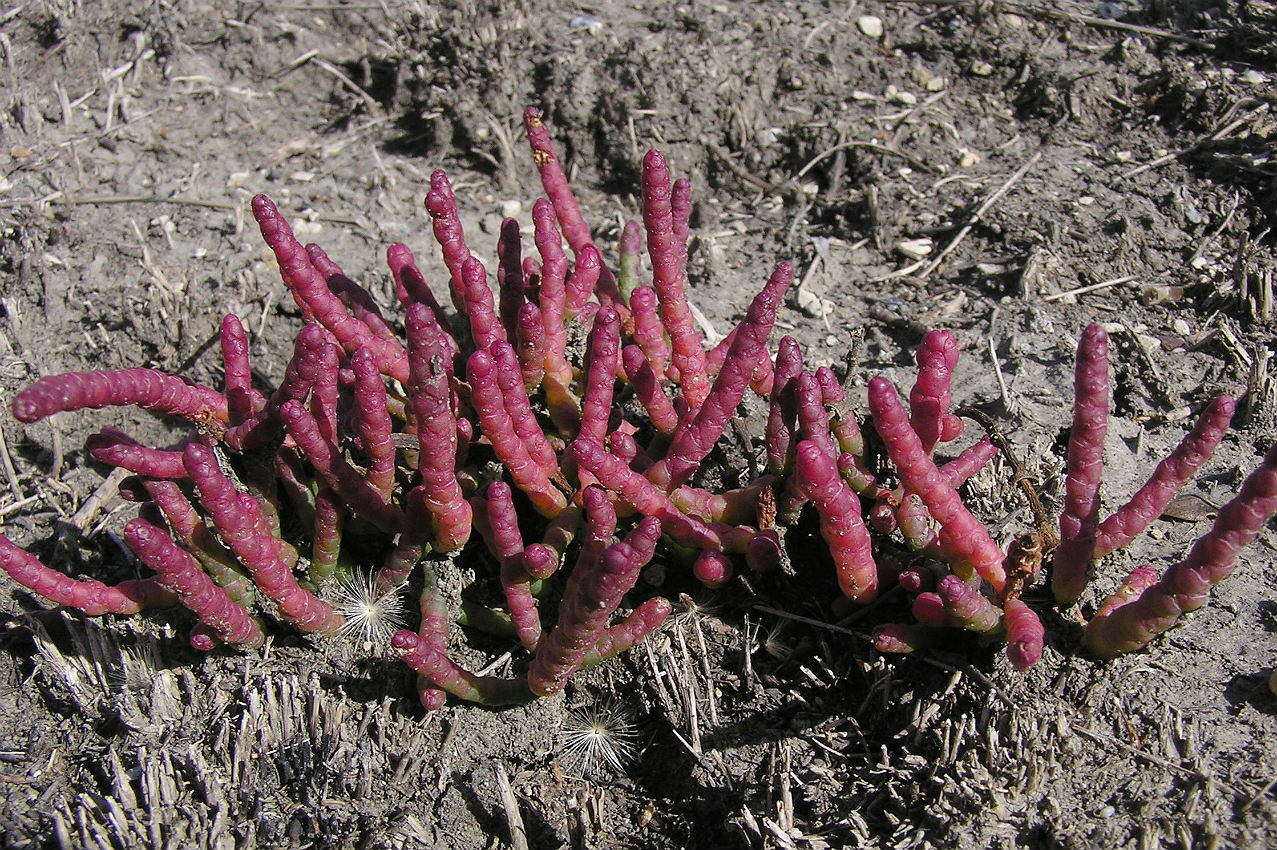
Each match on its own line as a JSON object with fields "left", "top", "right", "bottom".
{"left": 0, "top": 1, "right": 1275, "bottom": 848}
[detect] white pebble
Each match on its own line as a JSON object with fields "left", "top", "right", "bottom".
{"left": 857, "top": 15, "right": 884, "bottom": 38}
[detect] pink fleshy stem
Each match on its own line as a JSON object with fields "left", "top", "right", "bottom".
{"left": 309, "top": 486, "right": 343, "bottom": 584}
{"left": 482, "top": 481, "right": 542, "bottom": 652}
{"left": 608, "top": 429, "right": 642, "bottom": 468}
{"left": 308, "top": 328, "right": 341, "bottom": 444}
{"left": 622, "top": 345, "right": 679, "bottom": 436}
{"left": 533, "top": 198, "right": 570, "bottom": 362}
{"left": 0, "top": 535, "right": 177, "bottom": 615}
{"left": 579, "top": 597, "right": 673, "bottom": 667}
{"left": 85, "top": 428, "right": 188, "bottom": 479}
{"left": 765, "top": 335, "right": 804, "bottom": 476}
{"left": 643, "top": 149, "right": 710, "bottom": 408}
{"left": 1092, "top": 564, "right": 1159, "bottom": 621}
{"left": 745, "top": 529, "right": 783, "bottom": 572}
{"left": 392, "top": 629, "right": 533, "bottom": 706}
{"left": 424, "top": 170, "right": 474, "bottom": 314}
{"left": 868, "top": 377, "right": 1007, "bottom": 594}
{"left": 519, "top": 112, "right": 631, "bottom": 315}
{"left": 795, "top": 440, "right": 878, "bottom": 601}
{"left": 497, "top": 217, "right": 526, "bottom": 339}
{"left": 406, "top": 303, "right": 472, "bottom": 552}
{"left": 692, "top": 549, "right": 733, "bottom": 588}
{"left": 572, "top": 440, "right": 725, "bottom": 551}
{"left": 1084, "top": 443, "right": 1277, "bottom": 658}
{"left": 467, "top": 349, "right": 568, "bottom": 517}
{"left": 350, "top": 349, "right": 396, "bottom": 500}
{"left": 524, "top": 108, "right": 595, "bottom": 257}
{"left": 909, "top": 330, "right": 962, "bottom": 454}
{"left": 184, "top": 443, "right": 343, "bottom": 634}
{"left": 911, "top": 592, "right": 951, "bottom": 628}
{"left": 528, "top": 516, "right": 662, "bottom": 696}
{"left": 566, "top": 244, "right": 602, "bottom": 318}
{"left": 628, "top": 285, "right": 673, "bottom": 381}
{"left": 617, "top": 220, "right": 644, "bottom": 301}
{"left": 1052, "top": 324, "right": 1110, "bottom": 604}
{"left": 939, "top": 436, "right": 999, "bottom": 488}
{"left": 794, "top": 370, "right": 838, "bottom": 462}
{"left": 706, "top": 326, "right": 775, "bottom": 395}
{"left": 578, "top": 305, "right": 621, "bottom": 447}
{"left": 224, "top": 323, "right": 335, "bottom": 451}
{"left": 1003, "top": 598, "right": 1045, "bottom": 670}
{"left": 280, "top": 400, "right": 404, "bottom": 533}
{"left": 937, "top": 574, "right": 1002, "bottom": 633}
{"left": 220, "top": 314, "right": 264, "bottom": 425}
{"left": 895, "top": 492, "right": 938, "bottom": 553}
{"left": 461, "top": 255, "right": 506, "bottom": 352}
{"left": 252, "top": 194, "right": 408, "bottom": 382}
{"left": 306, "top": 243, "right": 398, "bottom": 345}
{"left": 873, "top": 623, "right": 934, "bottom": 654}
{"left": 838, "top": 452, "right": 885, "bottom": 498}
{"left": 1093, "top": 395, "right": 1236, "bottom": 558}
{"left": 515, "top": 302, "right": 547, "bottom": 391}
{"left": 386, "top": 243, "right": 455, "bottom": 352}
{"left": 670, "top": 477, "right": 775, "bottom": 525}
{"left": 124, "top": 518, "right": 265, "bottom": 649}
{"left": 646, "top": 263, "right": 791, "bottom": 492}
{"left": 141, "top": 479, "right": 256, "bottom": 607}
{"left": 490, "top": 341, "right": 559, "bottom": 478}
{"left": 559, "top": 486, "right": 617, "bottom": 616}
{"left": 13, "top": 367, "right": 229, "bottom": 431}
{"left": 672, "top": 177, "right": 691, "bottom": 264}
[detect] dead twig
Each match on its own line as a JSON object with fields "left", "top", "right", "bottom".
{"left": 795, "top": 139, "right": 935, "bottom": 178}
{"left": 1121, "top": 113, "right": 1253, "bottom": 179}
{"left": 1010, "top": 4, "right": 1217, "bottom": 50}
{"left": 493, "top": 760, "right": 529, "bottom": 850}
{"left": 918, "top": 151, "right": 1042, "bottom": 280}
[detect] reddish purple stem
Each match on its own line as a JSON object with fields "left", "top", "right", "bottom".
{"left": 125, "top": 519, "right": 264, "bottom": 648}
{"left": 1053, "top": 324, "right": 1109, "bottom": 604}
{"left": 1093, "top": 395, "right": 1235, "bottom": 558}
{"left": 13, "top": 367, "right": 228, "bottom": 428}
{"left": 868, "top": 377, "right": 1007, "bottom": 593}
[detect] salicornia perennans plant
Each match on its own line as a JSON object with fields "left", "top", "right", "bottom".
{"left": 2, "top": 108, "right": 1275, "bottom": 708}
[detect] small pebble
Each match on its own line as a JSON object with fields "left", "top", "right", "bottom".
{"left": 1241, "top": 69, "right": 1267, "bottom": 85}
{"left": 896, "top": 238, "right": 933, "bottom": 260}
{"left": 857, "top": 15, "right": 884, "bottom": 38}
{"left": 970, "top": 60, "right": 995, "bottom": 77}
{"left": 886, "top": 86, "right": 917, "bottom": 106}
{"left": 824, "top": 335, "right": 840, "bottom": 347}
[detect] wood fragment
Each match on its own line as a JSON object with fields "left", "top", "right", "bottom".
{"left": 918, "top": 152, "right": 1042, "bottom": 280}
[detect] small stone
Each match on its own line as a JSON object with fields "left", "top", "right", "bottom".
{"left": 857, "top": 15, "right": 884, "bottom": 38}
{"left": 824, "top": 335, "right": 840, "bottom": 347}
{"left": 926, "top": 76, "right": 947, "bottom": 92}
{"left": 896, "top": 238, "right": 933, "bottom": 260}
{"left": 958, "top": 148, "right": 981, "bottom": 168}
{"left": 500, "top": 199, "right": 522, "bottom": 219}
{"left": 970, "top": 60, "right": 995, "bottom": 77}
{"left": 1173, "top": 318, "right": 1191, "bottom": 336}
{"left": 886, "top": 86, "right": 917, "bottom": 106}
{"left": 1241, "top": 69, "right": 1267, "bottom": 85}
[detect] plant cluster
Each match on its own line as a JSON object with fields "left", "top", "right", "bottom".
{"left": 2, "top": 109, "right": 1275, "bottom": 708}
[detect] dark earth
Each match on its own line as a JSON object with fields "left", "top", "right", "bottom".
{"left": 1, "top": 1, "right": 1276, "bottom": 848}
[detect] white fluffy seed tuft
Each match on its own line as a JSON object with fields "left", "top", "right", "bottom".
{"left": 558, "top": 700, "right": 638, "bottom": 774}
{"left": 330, "top": 572, "right": 407, "bottom": 649}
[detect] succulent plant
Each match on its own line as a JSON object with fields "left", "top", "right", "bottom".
{"left": 4, "top": 109, "right": 1274, "bottom": 710}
